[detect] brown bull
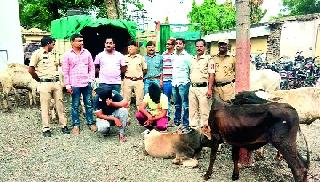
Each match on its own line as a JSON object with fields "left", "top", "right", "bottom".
{"left": 203, "top": 96, "right": 310, "bottom": 182}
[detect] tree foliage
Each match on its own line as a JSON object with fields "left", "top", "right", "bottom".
{"left": 282, "top": 0, "right": 320, "bottom": 15}
{"left": 19, "top": 0, "right": 144, "bottom": 30}
{"left": 188, "top": 0, "right": 266, "bottom": 34}
{"left": 250, "top": 0, "right": 266, "bottom": 24}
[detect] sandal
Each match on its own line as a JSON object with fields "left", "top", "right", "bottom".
{"left": 119, "top": 134, "right": 127, "bottom": 143}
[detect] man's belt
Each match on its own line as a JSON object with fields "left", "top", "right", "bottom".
{"left": 39, "top": 78, "right": 59, "bottom": 82}
{"left": 191, "top": 82, "right": 207, "bottom": 87}
{"left": 145, "top": 76, "right": 161, "bottom": 80}
{"left": 215, "top": 79, "right": 235, "bottom": 87}
{"left": 125, "top": 76, "right": 143, "bottom": 81}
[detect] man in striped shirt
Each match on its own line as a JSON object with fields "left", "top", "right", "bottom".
{"left": 161, "top": 38, "right": 175, "bottom": 121}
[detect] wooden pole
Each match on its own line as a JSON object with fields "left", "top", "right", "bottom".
{"left": 235, "top": 0, "right": 252, "bottom": 167}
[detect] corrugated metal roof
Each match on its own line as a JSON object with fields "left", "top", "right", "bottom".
{"left": 203, "top": 25, "right": 270, "bottom": 42}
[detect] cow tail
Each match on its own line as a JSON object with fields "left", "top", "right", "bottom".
{"left": 298, "top": 126, "right": 310, "bottom": 169}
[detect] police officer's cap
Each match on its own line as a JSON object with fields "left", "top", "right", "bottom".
{"left": 218, "top": 39, "right": 229, "bottom": 45}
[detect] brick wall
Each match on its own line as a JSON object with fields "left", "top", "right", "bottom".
{"left": 266, "top": 23, "right": 282, "bottom": 62}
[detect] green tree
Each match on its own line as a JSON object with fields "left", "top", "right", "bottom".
{"left": 251, "top": 0, "right": 266, "bottom": 24}
{"left": 282, "top": 0, "right": 320, "bottom": 15}
{"left": 188, "top": 0, "right": 266, "bottom": 34}
{"left": 19, "top": 0, "right": 144, "bottom": 30}
{"left": 188, "top": 0, "right": 236, "bottom": 34}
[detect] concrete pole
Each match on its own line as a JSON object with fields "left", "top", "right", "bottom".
{"left": 235, "top": 0, "right": 252, "bottom": 166}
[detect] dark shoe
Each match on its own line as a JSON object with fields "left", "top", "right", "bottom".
{"left": 102, "top": 127, "right": 111, "bottom": 137}
{"left": 43, "top": 130, "right": 52, "bottom": 137}
{"left": 174, "top": 121, "right": 181, "bottom": 126}
{"left": 119, "top": 133, "right": 127, "bottom": 143}
{"left": 181, "top": 126, "right": 192, "bottom": 134}
{"left": 61, "top": 126, "right": 70, "bottom": 134}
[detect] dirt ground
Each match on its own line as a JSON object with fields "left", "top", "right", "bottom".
{"left": 0, "top": 95, "right": 319, "bottom": 182}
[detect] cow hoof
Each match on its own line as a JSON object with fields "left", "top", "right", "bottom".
{"left": 143, "top": 150, "right": 148, "bottom": 156}
{"left": 182, "top": 158, "right": 198, "bottom": 168}
{"left": 203, "top": 173, "right": 211, "bottom": 180}
{"left": 172, "top": 158, "right": 181, "bottom": 165}
{"left": 232, "top": 174, "right": 239, "bottom": 181}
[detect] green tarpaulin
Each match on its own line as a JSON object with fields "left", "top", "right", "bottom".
{"left": 51, "top": 15, "right": 137, "bottom": 40}
{"left": 159, "top": 23, "right": 201, "bottom": 55}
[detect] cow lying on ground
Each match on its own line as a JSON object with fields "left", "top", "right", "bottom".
{"left": 202, "top": 92, "right": 310, "bottom": 182}
{"left": 144, "top": 129, "right": 209, "bottom": 167}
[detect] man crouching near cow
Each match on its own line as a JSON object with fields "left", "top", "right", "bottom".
{"left": 136, "top": 83, "right": 169, "bottom": 133}
{"left": 94, "top": 86, "right": 129, "bottom": 142}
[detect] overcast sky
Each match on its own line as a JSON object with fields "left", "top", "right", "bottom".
{"left": 132, "top": 0, "right": 283, "bottom": 26}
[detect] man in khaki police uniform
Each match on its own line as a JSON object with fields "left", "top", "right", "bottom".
{"left": 213, "top": 39, "right": 236, "bottom": 102}
{"left": 29, "top": 36, "right": 69, "bottom": 137}
{"left": 189, "top": 39, "right": 215, "bottom": 129}
{"left": 122, "top": 42, "right": 147, "bottom": 109}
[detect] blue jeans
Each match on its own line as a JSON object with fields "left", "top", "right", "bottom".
{"left": 162, "top": 81, "right": 172, "bottom": 118}
{"left": 99, "top": 83, "right": 121, "bottom": 93}
{"left": 172, "top": 83, "right": 190, "bottom": 127}
{"left": 71, "top": 84, "right": 94, "bottom": 126}
{"left": 144, "top": 79, "right": 160, "bottom": 95}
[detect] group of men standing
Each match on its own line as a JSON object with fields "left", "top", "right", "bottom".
{"left": 29, "top": 34, "right": 236, "bottom": 143}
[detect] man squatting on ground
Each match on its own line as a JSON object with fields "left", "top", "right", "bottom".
{"left": 94, "top": 86, "right": 129, "bottom": 142}
{"left": 136, "top": 82, "right": 169, "bottom": 132}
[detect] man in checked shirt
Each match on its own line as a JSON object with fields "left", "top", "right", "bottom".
{"left": 62, "top": 33, "right": 96, "bottom": 135}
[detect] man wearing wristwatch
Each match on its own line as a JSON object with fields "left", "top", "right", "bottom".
{"left": 62, "top": 33, "right": 96, "bottom": 135}
{"left": 28, "top": 36, "right": 69, "bottom": 137}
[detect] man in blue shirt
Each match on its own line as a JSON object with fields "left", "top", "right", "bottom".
{"left": 144, "top": 41, "right": 163, "bottom": 94}
{"left": 172, "top": 38, "right": 192, "bottom": 134}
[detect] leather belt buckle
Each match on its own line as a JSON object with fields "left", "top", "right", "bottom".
{"left": 39, "top": 78, "right": 59, "bottom": 82}
{"left": 131, "top": 77, "right": 137, "bottom": 81}
{"left": 192, "top": 82, "right": 207, "bottom": 87}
